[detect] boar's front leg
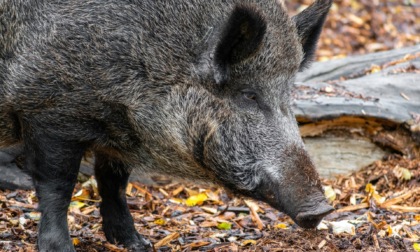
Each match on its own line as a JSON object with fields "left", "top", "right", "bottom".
{"left": 94, "top": 153, "right": 151, "bottom": 251}
{"left": 22, "top": 119, "right": 87, "bottom": 252}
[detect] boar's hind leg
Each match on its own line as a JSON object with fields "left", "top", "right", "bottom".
{"left": 94, "top": 153, "right": 151, "bottom": 251}
{"left": 23, "top": 122, "right": 87, "bottom": 252}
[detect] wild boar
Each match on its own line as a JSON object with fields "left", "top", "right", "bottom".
{"left": 0, "top": 0, "right": 334, "bottom": 251}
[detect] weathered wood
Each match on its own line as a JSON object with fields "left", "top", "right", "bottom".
{"left": 294, "top": 54, "right": 420, "bottom": 124}
{"left": 304, "top": 134, "right": 388, "bottom": 178}
{"left": 294, "top": 47, "right": 420, "bottom": 177}
{"left": 296, "top": 44, "right": 420, "bottom": 83}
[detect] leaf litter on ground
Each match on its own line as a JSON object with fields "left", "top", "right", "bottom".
{"left": 1, "top": 0, "right": 419, "bottom": 251}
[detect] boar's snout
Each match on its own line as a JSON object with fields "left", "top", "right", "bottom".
{"left": 256, "top": 182, "right": 334, "bottom": 229}
{"left": 247, "top": 144, "right": 334, "bottom": 229}
{"left": 294, "top": 196, "right": 334, "bottom": 229}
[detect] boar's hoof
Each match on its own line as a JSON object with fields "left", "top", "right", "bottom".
{"left": 295, "top": 201, "right": 334, "bottom": 229}
{"left": 126, "top": 237, "right": 153, "bottom": 252}
{"left": 125, "top": 234, "right": 152, "bottom": 252}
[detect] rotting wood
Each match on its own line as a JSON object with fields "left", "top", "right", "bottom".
{"left": 299, "top": 116, "right": 420, "bottom": 158}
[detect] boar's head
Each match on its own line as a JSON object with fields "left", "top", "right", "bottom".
{"left": 136, "top": 0, "right": 334, "bottom": 229}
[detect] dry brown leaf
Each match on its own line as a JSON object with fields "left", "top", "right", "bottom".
{"left": 154, "top": 232, "right": 180, "bottom": 248}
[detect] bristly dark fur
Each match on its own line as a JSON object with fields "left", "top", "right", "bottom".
{"left": 216, "top": 5, "right": 267, "bottom": 64}
{"left": 0, "top": 1, "right": 333, "bottom": 251}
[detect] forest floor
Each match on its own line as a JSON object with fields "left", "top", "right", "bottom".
{"left": 1, "top": 0, "right": 419, "bottom": 251}
{"left": 1, "top": 155, "right": 419, "bottom": 251}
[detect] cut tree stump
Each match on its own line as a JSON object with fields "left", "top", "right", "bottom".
{"left": 1, "top": 46, "right": 419, "bottom": 189}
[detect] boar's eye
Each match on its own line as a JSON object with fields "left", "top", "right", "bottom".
{"left": 238, "top": 89, "right": 271, "bottom": 114}
{"left": 242, "top": 91, "right": 257, "bottom": 102}
{"left": 236, "top": 90, "right": 259, "bottom": 110}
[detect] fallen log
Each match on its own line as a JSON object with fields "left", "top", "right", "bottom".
{"left": 294, "top": 46, "right": 420, "bottom": 178}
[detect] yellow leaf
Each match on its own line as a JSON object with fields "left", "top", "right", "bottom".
{"left": 324, "top": 186, "right": 336, "bottom": 203}
{"left": 69, "top": 201, "right": 86, "bottom": 210}
{"left": 154, "top": 219, "right": 166, "bottom": 226}
{"left": 72, "top": 238, "right": 81, "bottom": 246}
{"left": 185, "top": 193, "right": 208, "bottom": 206}
{"left": 415, "top": 215, "right": 420, "bottom": 221}
{"left": 393, "top": 166, "right": 412, "bottom": 181}
{"left": 368, "top": 65, "right": 381, "bottom": 74}
{"left": 217, "top": 222, "right": 232, "bottom": 230}
{"left": 401, "top": 168, "right": 412, "bottom": 181}
{"left": 242, "top": 240, "right": 257, "bottom": 246}
{"left": 386, "top": 225, "right": 393, "bottom": 236}
{"left": 365, "top": 183, "right": 375, "bottom": 194}
{"left": 413, "top": 243, "right": 420, "bottom": 252}
{"left": 274, "top": 223, "right": 288, "bottom": 229}
{"left": 365, "top": 183, "right": 385, "bottom": 205}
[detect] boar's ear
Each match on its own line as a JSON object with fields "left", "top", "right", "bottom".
{"left": 213, "top": 5, "right": 267, "bottom": 84}
{"left": 292, "top": 0, "right": 333, "bottom": 70}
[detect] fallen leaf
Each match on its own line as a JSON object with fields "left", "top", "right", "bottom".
{"left": 242, "top": 240, "right": 257, "bottom": 246}
{"left": 244, "top": 200, "right": 264, "bottom": 230}
{"left": 71, "top": 189, "right": 91, "bottom": 201}
{"left": 185, "top": 193, "right": 208, "bottom": 206}
{"left": 154, "top": 232, "right": 180, "bottom": 248}
{"left": 274, "top": 223, "right": 288, "bottom": 229}
{"left": 200, "top": 221, "right": 218, "bottom": 228}
{"left": 69, "top": 201, "right": 86, "bottom": 210}
{"left": 386, "top": 225, "right": 393, "bottom": 236}
{"left": 184, "top": 188, "right": 199, "bottom": 197}
{"left": 72, "top": 238, "right": 81, "bottom": 246}
{"left": 201, "top": 206, "right": 218, "bottom": 214}
{"left": 171, "top": 185, "right": 184, "bottom": 197}
{"left": 154, "top": 219, "right": 166, "bottom": 226}
{"left": 324, "top": 185, "right": 336, "bottom": 202}
{"left": 184, "top": 241, "right": 211, "bottom": 249}
{"left": 365, "top": 183, "right": 386, "bottom": 205}
{"left": 318, "top": 240, "right": 327, "bottom": 249}
{"left": 217, "top": 222, "right": 232, "bottom": 230}
{"left": 317, "top": 221, "right": 329, "bottom": 230}
{"left": 330, "top": 220, "right": 356, "bottom": 235}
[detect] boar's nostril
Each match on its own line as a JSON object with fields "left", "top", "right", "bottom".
{"left": 295, "top": 203, "right": 334, "bottom": 229}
